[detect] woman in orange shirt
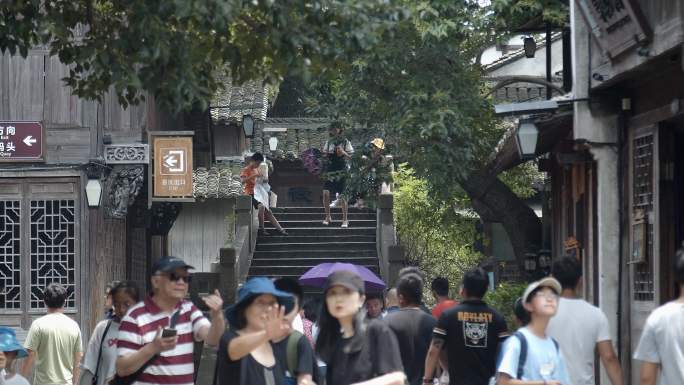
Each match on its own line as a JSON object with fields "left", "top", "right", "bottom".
{"left": 241, "top": 153, "right": 287, "bottom": 235}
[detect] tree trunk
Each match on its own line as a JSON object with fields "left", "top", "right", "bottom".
{"left": 461, "top": 170, "right": 541, "bottom": 271}
{"left": 459, "top": 112, "right": 572, "bottom": 268}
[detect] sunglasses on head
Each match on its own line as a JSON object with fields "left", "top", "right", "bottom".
{"left": 161, "top": 272, "right": 192, "bottom": 283}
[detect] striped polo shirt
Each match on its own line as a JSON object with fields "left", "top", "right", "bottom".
{"left": 117, "top": 296, "right": 210, "bottom": 385}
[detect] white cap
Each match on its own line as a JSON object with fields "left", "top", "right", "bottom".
{"left": 522, "top": 277, "right": 562, "bottom": 303}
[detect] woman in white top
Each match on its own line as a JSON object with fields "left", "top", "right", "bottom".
{"left": 79, "top": 281, "right": 140, "bottom": 385}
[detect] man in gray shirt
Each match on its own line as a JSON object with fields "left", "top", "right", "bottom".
{"left": 634, "top": 247, "right": 684, "bottom": 385}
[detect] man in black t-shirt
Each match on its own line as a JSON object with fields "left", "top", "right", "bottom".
{"left": 424, "top": 268, "right": 508, "bottom": 385}
{"left": 385, "top": 273, "right": 437, "bottom": 385}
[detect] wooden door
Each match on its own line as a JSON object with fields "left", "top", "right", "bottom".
{"left": 0, "top": 178, "right": 80, "bottom": 338}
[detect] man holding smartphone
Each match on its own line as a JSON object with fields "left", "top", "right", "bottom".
{"left": 116, "top": 256, "right": 225, "bottom": 385}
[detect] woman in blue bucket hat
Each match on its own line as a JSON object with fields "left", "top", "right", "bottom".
{"left": 0, "top": 326, "right": 29, "bottom": 385}
{"left": 214, "top": 277, "right": 297, "bottom": 385}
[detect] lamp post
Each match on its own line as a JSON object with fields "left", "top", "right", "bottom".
{"left": 523, "top": 36, "right": 536, "bottom": 58}
{"left": 515, "top": 119, "right": 539, "bottom": 160}
{"left": 242, "top": 114, "right": 255, "bottom": 138}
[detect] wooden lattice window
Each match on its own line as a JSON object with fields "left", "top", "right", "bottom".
{"left": 632, "top": 134, "right": 654, "bottom": 301}
{"left": 0, "top": 201, "right": 21, "bottom": 309}
{"left": 29, "top": 200, "right": 76, "bottom": 310}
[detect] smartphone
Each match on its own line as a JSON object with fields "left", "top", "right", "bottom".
{"left": 161, "top": 328, "right": 177, "bottom": 338}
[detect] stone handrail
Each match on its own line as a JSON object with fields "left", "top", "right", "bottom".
{"left": 376, "top": 193, "right": 405, "bottom": 288}
{"left": 213, "top": 195, "right": 258, "bottom": 303}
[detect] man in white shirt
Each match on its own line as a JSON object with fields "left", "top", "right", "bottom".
{"left": 547, "top": 255, "right": 624, "bottom": 385}
{"left": 634, "top": 246, "right": 684, "bottom": 385}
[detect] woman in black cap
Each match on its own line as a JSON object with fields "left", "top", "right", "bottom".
{"left": 216, "top": 277, "right": 299, "bottom": 385}
{"left": 316, "top": 270, "right": 406, "bottom": 385}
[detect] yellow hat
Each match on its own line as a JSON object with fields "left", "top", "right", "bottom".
{"left": 371, "top": 138, "right": 385, "bottom": 150}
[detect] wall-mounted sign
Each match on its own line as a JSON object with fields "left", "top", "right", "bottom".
{"left": 0, "top": 121, "right": 44, "bottom": 162}
{"left": 152, "top": 134, "right": 193, "bottom": 199}
{"left": 576, "top": 0, "right": 651, "bottom": 60}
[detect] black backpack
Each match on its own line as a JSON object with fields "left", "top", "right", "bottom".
{"left": 512, "top": 331, "right": 560, "bottom": 379}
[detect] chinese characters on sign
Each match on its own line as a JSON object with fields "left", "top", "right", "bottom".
{"left": 0, "top": 121, "right": 44, "bottom": 162}
{"left": 153, "top": 136, "right": 193, "bottom": 198}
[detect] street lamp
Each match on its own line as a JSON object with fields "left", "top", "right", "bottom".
{"left": 523, "top": 36, "right": 536, "bottom": 58}
{"left": 269, "top": 136, "right": 279, "bottom": 152}
{"left": 85, "top": 179, "right": 103, "bottom": 207}
{"left": 515, "top": 119, "right": 539, "bottom": 160}
{"left": 242, "top": 114, "right": 255, "bottom": 138}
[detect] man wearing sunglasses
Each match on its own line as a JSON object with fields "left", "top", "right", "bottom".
{"left": 116, "top": 256, "right": 225, "bottom": 385}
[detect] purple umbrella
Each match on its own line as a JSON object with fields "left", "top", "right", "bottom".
{"left": 299, "top": 262, "right": 386, "bottom": 291}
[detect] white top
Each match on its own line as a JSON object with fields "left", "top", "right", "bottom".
{"left": 497, "top": 327, "right": 571, "bottom": 384}
{"left": 3, "top": 373, "right": 29, "bottom": 385}
{"left": 323, "top": 139, "right": 354, "bottom": 155}
{"left": 547, "top": 297, "right": 611, "bottom": 385}
{"left": 634, "top": 301, "right": 684, "bottom": 385}
{"left": 292, "top": 314, "right": 304, "bottom": 334}
{"left": 82, "top": 320, "right": 120, "bottom": 385}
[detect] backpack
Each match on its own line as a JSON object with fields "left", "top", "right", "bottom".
{"left": 512, "top": 331, "right": 560, "bottom": 380}
{"left": 286, "top": 331, "right": 304, "bottom": 377}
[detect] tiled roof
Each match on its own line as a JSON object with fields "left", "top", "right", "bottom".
{"left": 250, "top": 118, "right": 332, "bottom": 160}
{"left": 483, "top": 32, "right": 563, "bottom": 72}
{"left": 210, "top": 72, "right": 268, "bottom": 124}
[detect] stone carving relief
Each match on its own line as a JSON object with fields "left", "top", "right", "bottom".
{"left": 104, "top": 144, "right": 149, "bottom": 164}
{"left": 105, "top": 166, "right": 145, "bottom": 219}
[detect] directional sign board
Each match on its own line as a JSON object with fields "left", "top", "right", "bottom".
{"left": 153, "top": 136, "right": 193, "bottom": 198}
{"left": 0, "top": 121, "right": 44, "bottom": 162}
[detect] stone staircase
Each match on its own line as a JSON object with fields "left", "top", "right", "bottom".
{"left": 247, "top": 207, "right": 380, "bottom": 283}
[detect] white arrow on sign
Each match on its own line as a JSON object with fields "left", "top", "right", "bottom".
{"left": 23, "top": 136, "right": 37, "bottom": 146}
{"left": 163, "top": 154, "right": 178, "bottom": 168}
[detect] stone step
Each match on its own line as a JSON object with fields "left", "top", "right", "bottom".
{"left": 255, "top": 242, "right": 376, "bottom": 252}
{"left": 257, "top": 235, "right": 376, "bottom": 244}
{"left": 273, "top": 212, "right": 376, "bottom": 221}
{"left": 253, "top": 250, "right": 377, "bottom": 259}
{"left": 260, "top": 227, "right": 376, "bottom": 236}
{"left": 249, "top": 264, "right": 380, "bottom": 277}
{"left": 251, "top": 256, "right": 379, "bottom": 267}
{"left": 271, "top": 207, "right": 374, "bottom": 214}
{"left": 264, "top": 219, "right": 376, "bottom": 228}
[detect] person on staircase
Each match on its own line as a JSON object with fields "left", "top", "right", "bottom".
{"left": 321, "top": 122, "right": 354, "bottom": 228}
{"left": 241, "top": 152, "right": 287, "bottom": 235}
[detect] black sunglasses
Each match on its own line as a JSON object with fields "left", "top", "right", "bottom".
{"left": 162, "top": 272, "right": 192, "bottom": 283}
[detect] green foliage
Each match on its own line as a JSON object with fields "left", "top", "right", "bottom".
{"left": 307, "top": 1, "right": 507, "bottom": 201}
{"left": 0, "top": 0, "right": 402, "bottom": 111}
{"left": 393, "top": 164, "right": 482, "bottom": 302}
{"left": 484, "top": 281, "right": 527, "bottom": 329}
{"left": 490, "top": 0, "right": 568, "bottom": 31}
{"left": 499, "top": 162, "right": 544, "bottom": 199}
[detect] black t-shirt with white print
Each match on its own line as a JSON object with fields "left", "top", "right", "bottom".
{"left": 433, "top": 299, "right": 508, "bottom": 385}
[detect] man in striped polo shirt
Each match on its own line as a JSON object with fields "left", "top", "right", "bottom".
{"left": 115, "top": 256, "right": 225, "bottom": 385}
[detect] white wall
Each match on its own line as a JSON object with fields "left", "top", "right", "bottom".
{"left": 168, "top": 199, "right": 235, "bottom": 272}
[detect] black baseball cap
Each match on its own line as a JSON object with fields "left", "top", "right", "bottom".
{"left": 153, "top": 256, "right": 194, "bottom": 274}
{"left": 324, "top": 270, "right": 365, "bottom": 295}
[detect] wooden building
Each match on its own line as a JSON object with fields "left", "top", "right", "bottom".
{"left": 0, "top": 49, "right": 184, "bottom": 341}
{"left": 571, "top": 1, "right": 684, "bottom": 383}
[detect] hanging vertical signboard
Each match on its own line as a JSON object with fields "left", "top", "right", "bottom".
{"left": 149, "top": 131, "right": 195, "bottom": 206}
{"left": 575, "top": 0, "right": 651, "bottom": 60}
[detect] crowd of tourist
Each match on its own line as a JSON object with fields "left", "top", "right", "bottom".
{"left": 3, "top": 250, "right": 684, "bottom": 385}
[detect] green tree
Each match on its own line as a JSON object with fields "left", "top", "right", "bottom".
{"left": 307, "top": 0, "right": 565, "bottom": 267}
{"left": 1, "top": 0, "right": 401, "bottom": 111}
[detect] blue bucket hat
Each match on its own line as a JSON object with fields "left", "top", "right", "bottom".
{"left": 225, "top": 277, "right": 295, "bottom": 328}
{"left": 0, "top": 327, "right": 27, "bottom": 358}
